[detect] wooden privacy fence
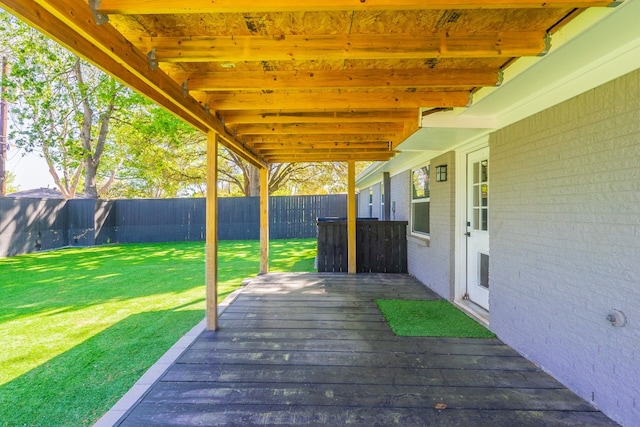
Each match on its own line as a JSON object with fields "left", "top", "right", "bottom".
{"left": 0, "top": 195, "right": 346, "bottom": 258}
{"left": 316, "top": 219, "right": 408, "bottom": 273}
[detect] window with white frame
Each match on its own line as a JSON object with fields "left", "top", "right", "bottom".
{"left": 411, "top": 165, "right": 430, "bottom": 235}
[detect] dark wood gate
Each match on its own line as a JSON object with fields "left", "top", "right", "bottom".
{"left": 316, "top": 219, "right": 408, "bottom": 273}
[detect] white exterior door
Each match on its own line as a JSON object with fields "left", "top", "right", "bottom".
{"left": 466, "top": 148, "right": 490, "bottom": 310}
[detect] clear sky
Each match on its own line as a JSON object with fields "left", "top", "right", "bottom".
{"left": 6, "top": 147, "right": 55, "bottom": 191}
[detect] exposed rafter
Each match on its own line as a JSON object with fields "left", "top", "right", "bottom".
{"left": 201, "top": 90, "right": 471, "bottom": 110}
{"left": 262, "top": 153, "right": 397, "bottom": 162}
{"left": 249, "top": 141, "right": 391, "bottom": 150}
{"left": 219, "top": 110, "right": 418, "bottom": 125}
{"left": 96, "top": 0, "right": 617, "bottom": 15}
{"left": 244, "top": 134, "right": 396, "bottom": 144}
{"left": 177, "top": 69, "right": 501, "bottom": 91}
{"left": 1, "top": 0, "right": 609, "bottom": 164}
{"left": 233, "top": 122, "right": 404, "bottom": 136}
{"left": 138, "top": 33, "right": 548, "bottom": 63}
{"left": 0, "top": 0, "right": 265, "bottom": 167}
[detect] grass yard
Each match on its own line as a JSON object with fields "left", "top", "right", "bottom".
{"left": 0, "top": 239, "right": 316, "bottom": 427}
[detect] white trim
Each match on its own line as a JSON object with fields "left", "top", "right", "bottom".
{"left": 409, "top": 163, "right": 431, "bottom": 237}
{"left": 455, "top": 299, "right": 490, "bottom": 327}
{"left": 356, "top": 149, "right": 442, "bottom": 188}
{"left": 358, "top": 1, "right": 639, "bottom": 188}
{"left": 454, "top": 137, "right": 489, "bottom": 306}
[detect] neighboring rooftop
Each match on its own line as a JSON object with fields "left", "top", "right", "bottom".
{"left": 5, "top": 188, "right": 87, "bottom": 199}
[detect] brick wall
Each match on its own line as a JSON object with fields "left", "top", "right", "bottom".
{"left": 427, "top": 152, "right": 456, "bottom": 299}
{"left": 390, "top": 153, "right": 456, "bottom": 300}
{"left": 358, "top": 183, "right": 383, "bottom": 219}
{"left": 357, "top": 190, "right": 369, "bottom": 218}
{"left": 490, "top": 69, "right": 640, "bottom": 426}
{"left": 389, "top": 170, "right": 410, "bottom": 222}
{"left": 371, "top": 183, "right": 382, "bottom": 219}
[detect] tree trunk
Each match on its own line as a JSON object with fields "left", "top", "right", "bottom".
{"left": 247, "top": 164, "right": 260, "bottom": 197}
{"left": 76, "top": 59, "right": 117, "bottom": 199}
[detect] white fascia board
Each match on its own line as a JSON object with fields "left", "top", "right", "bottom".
{"left": 421, "top": 2, "right": 638, "bottom": 129}
{"left": 469, "top": 1, "right": 640, "bottom": 127}
{"left": 356, "top": 161, "right": 386, "bottom": 188}
{"left": 356, "top": 149, "right": 442, "bottom": 188}
{"left": 421, "top": 109, "right": 497, "bottom": 128}
{"left": 360, "top": 0, "right": 639, "bottom": 187}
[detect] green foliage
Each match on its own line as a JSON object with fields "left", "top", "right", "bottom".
{"left": 0, "top": 239, "right": 316, "bottom": 426}
{"left": 106, "top": 106, "right": 208, "bottom": 198}
{"left": 4, "top": 171, "right": 19, "bottom": 193}
{"left": 0, "top": 11, "right": 369, "bottom": 198}
{"left": 0, "top": 11, "right": 142, "bottom": 198}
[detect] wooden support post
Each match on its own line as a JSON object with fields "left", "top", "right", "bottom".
{"left": 205, "top": 131, "right": 219, "bottom": 330}
{"left": 259, "top": 165, "right": 269, "bottom": 274}
{"left": 347, "top": 160, "right": 357, "bottom": 274}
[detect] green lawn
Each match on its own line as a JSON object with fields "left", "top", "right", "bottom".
{"left": 0, "top": 239, "right": 316, "bottom": 427}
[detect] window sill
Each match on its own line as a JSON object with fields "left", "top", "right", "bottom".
{"left": 409, "top": 233, "right": 430, "bottom": 247}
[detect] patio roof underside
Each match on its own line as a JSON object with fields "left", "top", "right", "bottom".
{"left": 2, "top": 0, "right": 618, "bottom": 167}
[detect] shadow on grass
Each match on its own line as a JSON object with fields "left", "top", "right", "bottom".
{"left": 0, "top": 308, "right": 204, "bottom": 427}
{"left": 1, "top": 239, "right": 316, "bottom": 324}
{"left": 0, "top": 242, "right": 207, "bottom": 323}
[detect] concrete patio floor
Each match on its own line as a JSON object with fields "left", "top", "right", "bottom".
{"left": 111, "top": 273, "right": 617, "bottom": 426}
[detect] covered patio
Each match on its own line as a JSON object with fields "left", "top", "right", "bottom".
{"left": 109, "top": 273, "right": 616, "bottom": 426}
{"left": 1, "top": 0, "right": 621, "bottom": 329}
{"left": 1, "top": 1, "right": 631, "bottom": 425}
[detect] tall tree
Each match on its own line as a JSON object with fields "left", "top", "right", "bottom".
{"left": 116, "top": 105, "right": 369, "bottom": 198}
{"left": 219, "top": 149, "right": 368, "bottom": 197}
{"left": 1, "top": 12, "right": 140, "bottom": 198}
{"left": 106, "top": 106, "right": 209, "bottom": 198}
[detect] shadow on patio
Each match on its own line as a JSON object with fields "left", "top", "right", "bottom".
{"left": 113, "top": 273, "right": 617, "bottom": 426}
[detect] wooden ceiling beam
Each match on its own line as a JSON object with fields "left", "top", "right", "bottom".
{"left": 257, "top": 148, "right": 396, "bottom": 155}
{"left": 178, "top": 69, "right": 501, "bottom": 91}
{"left": 202, "top": 90, "right": 470, "bottom": 110}
{"left": 262, "top": 153, "right": 396, "bottom": 162}
{"left": 97, "top": 0, "right": 617, "bottom": 15}
{"left": 250, "top": 141, "right": 391, "bottom": 150}
{"left": 220, "top": 109, "right": 417, "bottom": 125}
{"left": 140, "top": 33, "right": 548, "bottom": 63}
{"left": 245, "top": 134, "right": 396, "bottom": 144}
{"left": 0, "top": 0, "right": 265, "bottom": 168}
{"left": 234, "top": 122, "right": 405, "bottom": 135}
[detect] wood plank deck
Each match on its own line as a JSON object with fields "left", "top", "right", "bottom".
{"left": 115, "top": 273, "right": 618, "bottom": 426}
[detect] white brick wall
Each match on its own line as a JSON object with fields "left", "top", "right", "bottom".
{"left": 490, "top": 69, "right": 640, "bottom": 426}
{"left": 391, "top": 153, "right": 456, "bottom": 300}
{"left": 371, "top": 183, "right": 382, "bottom": 220}
{"left": 357, "top": 190, "right": 369, "bottom": 218}
{"left": 357, "top": 183, "right": 383, "bottom": 218}
{"left": 389, "top": 170, "right": 410, "bottom": 222}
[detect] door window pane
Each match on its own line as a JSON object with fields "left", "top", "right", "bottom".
{"left": 470, "top": 159, "right": 489, "bottom": 232}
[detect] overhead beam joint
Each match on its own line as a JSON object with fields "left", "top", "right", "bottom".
{"left": 89, "top": 0, "right": 109, "bottom": 25}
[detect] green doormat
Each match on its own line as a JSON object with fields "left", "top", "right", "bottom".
{"left": 376, "top": 299, "right": 495, "bottom": 338}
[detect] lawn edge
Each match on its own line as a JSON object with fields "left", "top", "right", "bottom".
{"left": 93, "top": 282, "right": 248, "bottom": 427}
